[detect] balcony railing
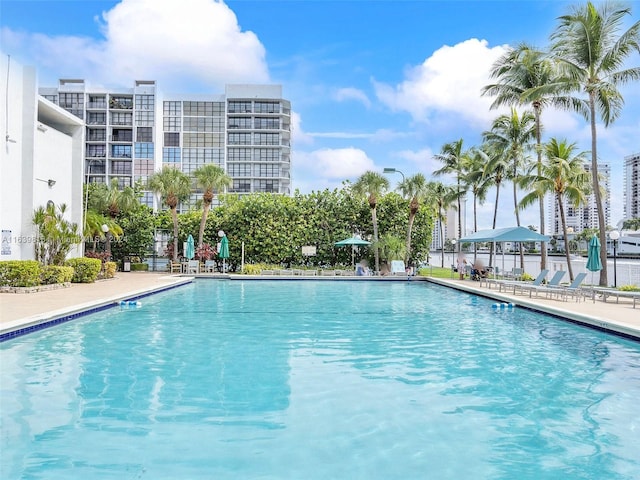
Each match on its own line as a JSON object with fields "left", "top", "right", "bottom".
{"left": 110, "top": 135, "right": 133, "bottom": 142}
{"left": 87, "top": 102, "right": 107, "bottom": 109}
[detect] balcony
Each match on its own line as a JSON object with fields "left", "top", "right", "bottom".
{"left": 110, "top": 135, "right": 133, "bottom": 142}
{"left": 87, "top": 102, "right": 107, "bottom": 109}
{"left": 109, "top": 98, "right": 133, "bottom": 110}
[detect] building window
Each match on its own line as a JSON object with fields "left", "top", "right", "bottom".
{"left": 59, "top": 92, "right": 85, "bottom": 119}
{"left": 254, "top": 133, "right": 279, "bottom": 145}
{"left": 164, "top": 132, "right": 180, "bottom": 147}
{"left": 135, "top": 143, "right": 154, "bottom": 158}
{"left": 87, "top": 112, "right": 106, "bottom": 125}
{"left": 254, "top": 101, "right": 279, "bottom": 114}
{"left": 139, "top": 192, "right": 154, "bottom": 207}
{"left": 86, "top": 160, "right": 106, "bottom": 174}
{"left": 86, "top": 128, "right": 106, "bottom": 141}
{"left": 134, "top": 159, "right": 155, "bottom": 175}
{"left": 87, "top": 145, "right": 106, "bottom": 157}
{"left": 135, "top": 110, "right": 154, "bottom": 126}
{"left": 87, "top": 95, "right": 106, "bottom": 109}
{"left": 259, "top": 164, "right": 279, "bottom": 177}
{"left": 231, "top": 179, "right": 251, "bottom": 193}
{"left": 110, "top": 176, "right": 132, "bottom": 188}
{"left": 183, "top": 116, "right": 223, "bottom": 132}
{"left": 43, "top": 94, "right": 58, "bottom": 104}
{"left": 183, "top": 133, "right": 223, "bottom": 147}
{"left": 111, "top": 145, "right": 132, "bottom": 158}
{"left": 137, "top": 127, "right": 153, "bottom": 142}
{"left": 111, "top": 112, "right": 133, "bottom": 125}
{"left": 228, "top": 148, "right": 252, "bottom": 161}
{"left": 111, "top": 128, "right": 132, "bottom": 142}
{"left": 163, "top": 117, "right": 181, "bottom": 131}
{"left": 228, "top": 163, "right": 252, "bottom": 176}
{"left": 183, "top": 148, "right": 223, "bottom": 165}
{"left": 183, "top": 101, "right": 223, "bottom": 116}
{"left": 228, "top": 117, "right": 252, "bottom": 129}
{"left": 256, "top": 179, "right": 278, "bottom": 192}
{"left": 255, "top": 149, "right": 280, "bottom": 162}
{"left": 228, "top": 133, "right": 251, "bottom": 145}
{"left": 163, "top": 101, "right": 181, "bottom": 116}
{"left": 135, "top": 94, "right": 155, "bottom": 110}
{"left": 254, "top": 117, "right": 280, "bottom": 129}
{"left": 228, "top": 101, "right": 252, "bottom": 113}
{"left": 163, "top": 148, "right": 181, "bottom": 163}
{"left": 111, "top": 161, "right": 132, "bottom": 175}
{"left": 110, "top": 96, "right": 133, "bottom": 109}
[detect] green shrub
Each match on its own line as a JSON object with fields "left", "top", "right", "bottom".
{"left": 619, "top": 285, "right": 640, "bottom": 292}
{"left": 40, "top": 265, "right": 74, "bottom": 284}
{"left": 65, "top": 258, "right": 102, "bottom": 283}
{"left": 0, "top": 260, "right": 41, "bottom": 287}
{"left": 104, "top": 261, "right": 117, "bottom": 278}
{"left": 130, "top": 262, "right": 149, "bottom": 271}
{"left": 242, "top": 263, "right": 281, "bottom": 274}
{"left": 521, "top": 272, "right": 534, "bottom": 282}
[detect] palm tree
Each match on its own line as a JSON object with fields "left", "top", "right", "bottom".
{"left": 462, "top": 147, "right": 492, "bottom": 262}
{"left": 352, "top": 171, "right": 390, "bottom": 273}
{"left": 434, "top": 139, "right": 468, "bottom": 253}
{"left": 483, "top": 43, "right": 568, "bottom": 271}
{"left": 481, "top": 142, "right": 509, "bottom": 267}
{"left": 483, "top": 109, "right": 535, "bottom": 268}
{"left": 148, "top": 167, "right": 192, "bottom": 262}
{"left": 519, "top": 139, "right": 590, "bottom": 281}
{"left": 544, "top": 1, "right": 640, "bottom": 286}
{"left": 193, "top": 164, "right": 232, "bottom": 248}
{"left": 425, "top": 181, "right": 457, "bottom": 268}
{"left": 83, "top": 210, "right": 122, "bottom": 253}
{"left": 397, "top": 173, "right": 428, "bottom": 264}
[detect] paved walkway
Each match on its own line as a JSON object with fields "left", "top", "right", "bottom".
{"left": 1, "top": 273, "right": 638, "bottom": 340}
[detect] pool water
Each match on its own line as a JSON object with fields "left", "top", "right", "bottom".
{"left": 2, "top": 280, "right": 639, "bottom": 479}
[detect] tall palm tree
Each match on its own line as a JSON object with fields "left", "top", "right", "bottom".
{"left": 483, "top": 43, "right": 567, "bottom": 271}
{"left": 483, "top": 109, "right": 536, "bottom": 269}
{"left": 544, "top": 1, "right": 640, "bottom": 286}
{"left": 434, "top": 139, "right": 468, "bottom": 253}
{"left": 462, "top": 147, "right": 492, "bottom": 262}
{"left": 519, "top": 139, "right": 590, "bottom": 281}
{"left": 397, "top": 173, "right": 428, "bottom": 264}
{"left": 425, "top": 181, "right": 457, "bottom": 268}
{"left": 353, "top": 171, "right": 390, "bottom": 273}
{"left": 148, "top": 167, "right": 192, "bottom": 262}
{"left": 193, "top": 164, "right": 232, "bottom": 248}
{"left": 482, "top": 142, "right": 510, "bottom": 268}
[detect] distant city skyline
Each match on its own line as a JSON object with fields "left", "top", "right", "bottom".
{"left": 2, "top": 0, "right": 638, "bottom": 230}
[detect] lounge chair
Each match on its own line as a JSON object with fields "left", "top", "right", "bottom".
{"left": 541, "top": 272, "right": 588, "bottom": 302}
{"left": 203, "top": 260, "right": 216, "bottom": 273}
{"left": 497, "top": 269, "right": 549, "bottom": 294}
{"left": 515, "top": 270, "right": 566, "bottom": 298}
{"left": 588, "top": 288, "right": 639, "bottom": 308}
{"left": 186, "top": 260, "right": 200, "bottom": 274}
{"left": 390, "top": 260, "right": 406, "bottom": 276}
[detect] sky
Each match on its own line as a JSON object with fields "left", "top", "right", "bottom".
{"left": 1, "top": 0, "right": 639, "bottom": 233}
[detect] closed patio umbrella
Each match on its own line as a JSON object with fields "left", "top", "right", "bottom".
{"left": 185, "top": 234, "right": 195, "bottom": 260}
{"left": 586, "top": 235, "right": 602, "bottom": 285}
{"left": 218, "top": 232, "right": 229, "bottom": 273}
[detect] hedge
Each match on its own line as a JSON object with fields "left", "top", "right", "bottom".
{"left": 40, "top": 265, "right": 75, "bottom": 285}
{"left": 103, "top": 261, "right": 117, "bottom": 278}
{"left": 65, "top": 258, "right": 102, "bottom": 283}
{"left": 0, "top": 260, "right": 41, "bottom": 287}
{"left": 130, "top": 263, "right": 149, "bottom": 271}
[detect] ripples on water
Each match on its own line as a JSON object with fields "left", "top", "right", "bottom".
{"left": 2, "top": 280, "right": 639, "bottom": 479}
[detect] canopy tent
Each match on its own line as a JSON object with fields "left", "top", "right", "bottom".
{"left": 459, "top": 226, "right": 551, "bottom": 276}
{"left": 459, "top": 226, "right": 551, "bottom": 243}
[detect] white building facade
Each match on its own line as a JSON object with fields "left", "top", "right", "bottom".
{"left": 1, "top": 57, "right": 84, "bottom": 261}
{"left": 624, "top": 152, "right": 640, "bottom": 221}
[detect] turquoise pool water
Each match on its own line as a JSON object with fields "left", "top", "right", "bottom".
{"left": 1, "top": 280, "right": 639, "bottom": 479}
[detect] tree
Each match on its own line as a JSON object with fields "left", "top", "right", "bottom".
{"left": 434, "top": 139, "right": 468, "bottom": 253}
{"left": 32, "top": 203, "right": 81, "bottom": 266}
{"left": 352, "top": 171, "right": 390, "bottom": 273}
{"left": 397, "top": 173, "right": 429, "bottom": 264}
{"left": 483, "top": 109, "right": 536, "bottom": 269}
{"left": 481, "top": 142, "right": 510, "bottom": 267}
{"left": 483, "top": 43, "right": 570, "bottom": 271}
{"left": 425, "top": 181, "right": 457, "bottom": 268}
{"left": 519, "top": 139, "right": 591, "bottom": 281}
{"left": 546, "top": 1, "right": 640, "bottom": 285}
{"left": 148, "top": 167, "right": 192, "bottom": 262}
{"left": 622, "top": 218, "right": 640, "bottom": 230}
{"left": 462, "top": 147, "right": 492, "bottom": 261}
{"left": 193, "top": 164, "right": 232, "bottom": 248}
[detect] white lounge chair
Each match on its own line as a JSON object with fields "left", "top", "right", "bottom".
{"left": 541, "top": 272, "right": 588, "bottom": 302}
{"left": 516, "top": 270, "right": 566, "bottom": 298}
{"left": 497, "top": 269, "right": 549, "bottom": 294}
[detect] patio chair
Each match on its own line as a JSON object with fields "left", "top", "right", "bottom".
{"left": 497, "top": 269, "right": 549, "bottom": 294}
{"left": 515, "top": 270, "right": 566, "bottom": 298}
{"left": 541, "top": 272, "right": 588, "bottom": 302}
{"left": 169, "top": 261, "right": 182, "bottom": 274}
{"left": 203, "top": 260, "right": 216, "bottom": 273}
{"left": 391, "top": 260, "right": 406, "bottom": 276}
{"left": 186, "top": 260, "right": 200, "bottom": 274}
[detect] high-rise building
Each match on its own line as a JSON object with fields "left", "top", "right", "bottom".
{"left": 548, "top": 162, "right": 610, "bottom": 234}
{"left": 624, "top": 152, "right": 640, "bottom": 220}
{"left": 39, "top": 81, "right": 291, "bottom": 211}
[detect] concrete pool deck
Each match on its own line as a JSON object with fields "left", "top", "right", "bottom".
{"left": 1, "top": 273, "right": 638, "bottom": 340}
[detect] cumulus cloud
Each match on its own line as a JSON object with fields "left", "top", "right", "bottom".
{"left": 290, "top": 111, "right": 314, "bottom": 146}
{"left": 394, "top": 148, "right": 437, "bottom": 173}
{"left": 1, "top": 0, "right": 268, "bottom": 90}
{"left": 373, "top": 38, "right": 509, "bottom": 126}
{"left": 334, "top": 87, "right": 371, "bottom": 108}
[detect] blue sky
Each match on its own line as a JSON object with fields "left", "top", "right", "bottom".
{"left": 2, "top": 0, "right": 638, "bottom": 232}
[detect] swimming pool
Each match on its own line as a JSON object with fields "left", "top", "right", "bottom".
{"left": 2, "top": 280, "right": 639, "bottom": 479}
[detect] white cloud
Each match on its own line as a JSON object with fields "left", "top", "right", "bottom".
{"left": 373, "top": 38, "right": 509, "bottom": 126}
{"left": 290, "top": 111, "right": 314, "bottom": 146}
{"left": 394, "top": 148, "right": 437, "bottom": 173}
{"left": 1, "top": 0, "right": 268, "bottom": 90}
{"left": 334, "top": 87, "right": 371, "bottom": 108}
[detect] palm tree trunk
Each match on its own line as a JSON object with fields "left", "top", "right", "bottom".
{"left": 457, "top": 178, "right": 462, "bottom": 254}
{"left": 405, "top": 210, "right": 416, "bottom": 264}
{"left": 372, "top": 207, "right": 380, "bottom": 273}
{"left": 558, "top": 195, "right": 573, "bottom": 281}
{"left": 198, "top": 202, "right": 210, "bottom": 248}
{"left": 489, "top": 182, "right": 500, "bottom": 267}
{"left": 171, "top": 207, "right": 180, "bottom": 262}
{"left": 513, "top": 165, "right": 525, "bottom": 269}
{"left": 534, "top": 105, "right": 547, "bottom": 270}
{"left": 589, "top": 94, "right": 607, "bottom": 287}
{"left": 439, "top": 206, "right": 445, "bottom": 268}
{"left": 473, "top": 193, "right": 478, "bottom": 262}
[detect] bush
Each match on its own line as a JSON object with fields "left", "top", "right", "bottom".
{"left": 103, "top": 261, "right": 117, "bottom": 278}
{"left": 619, "top": 285, "right": 640, "bottom": 292}
{"left": 40, "top": 265, "right": 74, "bottom": 285}
{"left": 521, "top": 272, "right": 534, "bottom": 282}
{"left": 0, "top": 260, "right": 41, "bottom": 287}
{"left": 65, "top": 258, "right": 102, "bottom": 283}
{"left": 130, "top": 263, "right": 149, "bottom": 271}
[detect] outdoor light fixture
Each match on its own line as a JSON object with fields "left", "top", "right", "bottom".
{"left": 218, "top": 230, "right": 225, "bottom": 238}
{"left": 36, "top": 178, "right": 56, "bottom": 188}
{"left": 383, "top": 167, "right": 405, "bottom": 182}
{"left": 609, "top": 230, "right": 620, "bottom": 288}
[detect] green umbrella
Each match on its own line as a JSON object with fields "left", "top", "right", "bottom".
{"left": 185, "top": 234, "right": 195, "bottom": 260}
{"left": 586, "top": 235, "right": 602, "bottom": 272}
{"left": 335, "top": 236, "right": 370, "bottom": 267}
{"left": 218, "top": 235, "right": 229, "bottom": 273}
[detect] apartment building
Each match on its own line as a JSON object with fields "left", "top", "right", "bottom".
{"left": 548, "top": 162, "right": 611, "bottom": 234}
{"left": 39, "top": 81, "right": 291, "bottom": 211}
{"left": 624, "top": 152, "right": 640, "bottom": 220}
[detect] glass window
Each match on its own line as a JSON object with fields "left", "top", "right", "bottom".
{"left": 110, "top": 176, "right": 132, "bottom": 188}
{"left": 228, "top": 101, "right": 252, "bottom": 113}
{"left": 164, "top": 132, "right": 180, "bottom": 147}
{"left": 183, "top": 148, "right": 223, "bottom": 165}
{"left": 134, "top": 159, "right": 155, "bottom": 175}
{"left": 228, "top": 117, "right": 252, "bottom": 129}
{"left": 183, "top": 101, "right": 223, "bottom": 116}
{"left": 255, "top": 148, "right": 280, "bottom": 162}
{"left": 162, "top": 148, "right": 181, "bottom": 163}
{"left": 88, "top": 95, "right": 107, "bottom": 109}
{"left": 183, "top": 117, "right": 223, "bottom": 132}
{"left": 86, "top": 128, "right": 106, "bottom": 141}
{"left": 228, "top": 148, "right": 252, "bottom": 161}
{"left": 231, "top": 179, "right": 251, "bottom": 193}
{"left": 256, "top": 179, "right": 278, "bottom": 192}
{"left": 135, "top": 94, "right": 155, "bottom": 110}
{"left": 163, "top": 117, "right": 181, "bottom": 131}
{"left": 87, "top": 112, "right": 106, "bottom": 125}
{"left": 111, "top": 128, "right": 132, "bottom": 141}
{"left": 137, "top": 127, "right": 153, "bottom": 142}
{"left": 228, "top": 163, "right": 252, "bottom": 176}
{"left": 228, "top": 133, "right": 251, "bottom": 145}
{"left": 58, "top": 92, "right": 85, "bottom": 119}
{"left": 111, "top": 112, "right": 132, "bottom": 125}
{"left": 163, "top": 101, "right": 181, "bottom": 116}
{"left": 254, "top": 101, "right": 279, "bottom": 114}
{"left": 254, "top": 117, "right": 280, "bottom": 129}
{"left": 109, "top": 96, "right": 133, "bottom": 109}
{"left": 85, "top": 160, "right": 106, "bottom": 174}
{"left": 135, "top": 143, "right": 154, "bottom": 158}
{"left": 111, "top": 145, "right": 132, "bottom": 158}
{"left": 183, "top": 133, "right": 223, "bottom": 147}
{"left": 254, "top": 133, "right": 279, "bottom": 145}
{"left": 135, "top": 110, "right": 154, "bottom": 126}
{"left": 259, "top": 164, "right": 279, "bottom": 177}
{"left": 111, "top": 160, "right": 132, "bottom": 175}
{"left": 87, "top": 145, "right": 106, "bottom": 157}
